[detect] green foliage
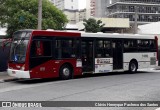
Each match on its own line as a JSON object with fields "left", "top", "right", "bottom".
{"left": 83, "top": 18, "right": 105, "bottom": 33}
{"left": 0, "top": 0, "right": 68, "bottom": 37}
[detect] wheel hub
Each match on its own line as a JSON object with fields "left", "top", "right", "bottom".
{"left": 63, "top": 68, "right": 70, "bottom": 76}
{"left": 131, "top": 63, "right": 136, "bottom": 72}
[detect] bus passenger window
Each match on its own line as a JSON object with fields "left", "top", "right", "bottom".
{"left": 104, "top": 40, "right": 111, "bottom": 57}
{"left": 124, "top": 40, "right": 137, "bottom": 52}
{"left": 137, "top": 40, "right": 150, "bottom": 51}
{"left": 31, "top": 40, "right": 52, "bottom": 57}
{"left": 149, "top": 40, "right": 156, "bottom": 51}
{"left": 55, "top": 39, "right": 77, "bottom": 59}
{"left": 96, "top": 40, "right": 104, "bottom": 58}
{"left": 36, "top": 41, "right": 44, "bottom": 56}
{"left": 95, "top": 40, "right": 111, "bottom": 58}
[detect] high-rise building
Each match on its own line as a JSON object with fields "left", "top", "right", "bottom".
{"left": 86, "top": 0, "right": 96, "bottom": 19}
{"left": 95, "top": 0, "right": 106, "bottom": 17}
{"left": 49, "top": 0, "right": 86, "bottom": 24}
{"left": 64, "top": 9, "right": 86, "bottom": 24}
{"left": 95, "top": 0, "right": 160, "bottom": 24}
{"left": 50, "top": 0, "right": 79, "bottom": 11}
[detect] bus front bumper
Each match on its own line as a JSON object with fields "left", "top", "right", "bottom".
{"left": 7, "top": 69, "right": 30, "bottom": 78}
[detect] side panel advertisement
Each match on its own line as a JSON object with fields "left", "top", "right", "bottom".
{"left": 95, "top": 58, "right": 113, "bottom": 73}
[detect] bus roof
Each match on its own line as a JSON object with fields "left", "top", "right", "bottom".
{"left": 32, "top": 30, "right": 81, "bottom": 37}
{"left": 15, "top": 29, "right": 156, "bottom": 39}
{"left": 81, "top": 33, "right": 155, "bottom": 39}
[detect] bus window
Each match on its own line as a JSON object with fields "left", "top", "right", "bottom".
{"left": 95, "top": 40, "right": 111, "bottom": 58}
{"left": 124, "top": 40, "right": 137, "bottom": 52}
{"left": 36, "top": 41, "right": 44, "bottom": 56}
{"left": 149, "top": 40, "right": 156, "bottom": 51}
{"left": 96, "top": 40, "right": 104, "bottom": 58}
{"left": 55, "top": 38, "right": 77, "bottom": 59}
{"left": 104, "top": 40, "right": 111, "bottom": 57}
{"left": 138, "top": 40, "right": 150, "bottom": 51}
{"left": 31, "top": 40, "right": 52, "bottom": 57}
{"left": 82, "top": 42, "right": 87, "bottom": 58}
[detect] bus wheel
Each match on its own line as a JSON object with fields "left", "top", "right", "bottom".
{"left": 129, "top": 61, "right": 138, "bottom": 73}
{"left": 59, "top": 64, "right": 72, "bottom": 80}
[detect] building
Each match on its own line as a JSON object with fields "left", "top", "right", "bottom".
{"left": 86, "top": 0, "right": 96, "bottom": 19}
{"left": 106, "top": 0, "right": 160, "bottom": 25}
{"left": 50, "top": 0, "right": 86, "bottom": 24}
{"left": 50, "top": 0, "right": 79, "bottom": 11}
{"left": 95, "top": 0, "right": 106, "bottom": 17}
{"left": 64, "top": 9, "right": 86, "bottom": 24}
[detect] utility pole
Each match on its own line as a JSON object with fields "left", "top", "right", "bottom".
{"left": 134, "top": 6, "right": 138, "bottom": 34}
{"left": 38, "top": 0, "right": 42, "bottom": 30}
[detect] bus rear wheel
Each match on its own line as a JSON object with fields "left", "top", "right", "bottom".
{"left": 59, "top": 64, "right": 72, "bottom": 80}
{"left": 129, "top": 61, "right": 138, "bottom": 73}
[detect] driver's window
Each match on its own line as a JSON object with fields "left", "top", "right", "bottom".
{"left": 36, "top": 41, "right": 44, "bottom": 56}
{"left": 31, "top": 40, "right": 52, "bottom": 57}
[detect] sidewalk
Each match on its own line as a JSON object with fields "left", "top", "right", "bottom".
{"left": 155, "top": 66, "right": 160, "bottom": 70}
{"left": 0, "top": 71, "right": 17, "bottom": 82}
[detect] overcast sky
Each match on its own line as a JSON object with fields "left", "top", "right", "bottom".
{"left": 79, "top": 0, "right": 86, "bottom": 9}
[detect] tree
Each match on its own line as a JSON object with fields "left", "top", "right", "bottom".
{"left": 0, "top": 0, "right": 68, "bottom": 37}
{"left": 83, "top": 18, "right": 105, "bottom": 33}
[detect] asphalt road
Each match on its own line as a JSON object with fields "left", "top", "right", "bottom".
{"left": 0, "top": 70, "right": 160, "bottom": 110}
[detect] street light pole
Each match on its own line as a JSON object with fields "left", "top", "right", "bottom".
{"left": 38, "top": 0, "right": 42, "bottom": 30}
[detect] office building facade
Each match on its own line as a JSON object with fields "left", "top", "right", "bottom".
{"left": 106, "top": 0, "right": 160, "bottom": 24}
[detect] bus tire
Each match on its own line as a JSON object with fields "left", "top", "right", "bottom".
{"left": 129, "top": 61, "right": 138, "bottom": 73}
{"left": 59, "top": 64, "right": 72, "bottom": 80}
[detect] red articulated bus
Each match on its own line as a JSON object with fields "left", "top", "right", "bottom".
{"left": 7, "top": 29, "right": 158, "bottom": 79}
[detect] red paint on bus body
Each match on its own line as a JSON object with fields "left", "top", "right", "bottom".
{"left": 29, "top": 59, "right": 82, "bottom": 79}
{"left": 32, "top": 30, "right": 81, "bottom": 38}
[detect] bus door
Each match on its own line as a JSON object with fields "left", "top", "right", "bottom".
{"left": 112, "top": 40, "right": 123, "bottom": 70}
{"left": 82, "top": 40, "right": 94, "bottom": 72}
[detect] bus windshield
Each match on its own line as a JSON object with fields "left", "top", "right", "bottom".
{"left": 9, "top": 39, "right": 29, "bottom": 63}
{"left": 9, "top": 31, "right": 31, "bottom": 63}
